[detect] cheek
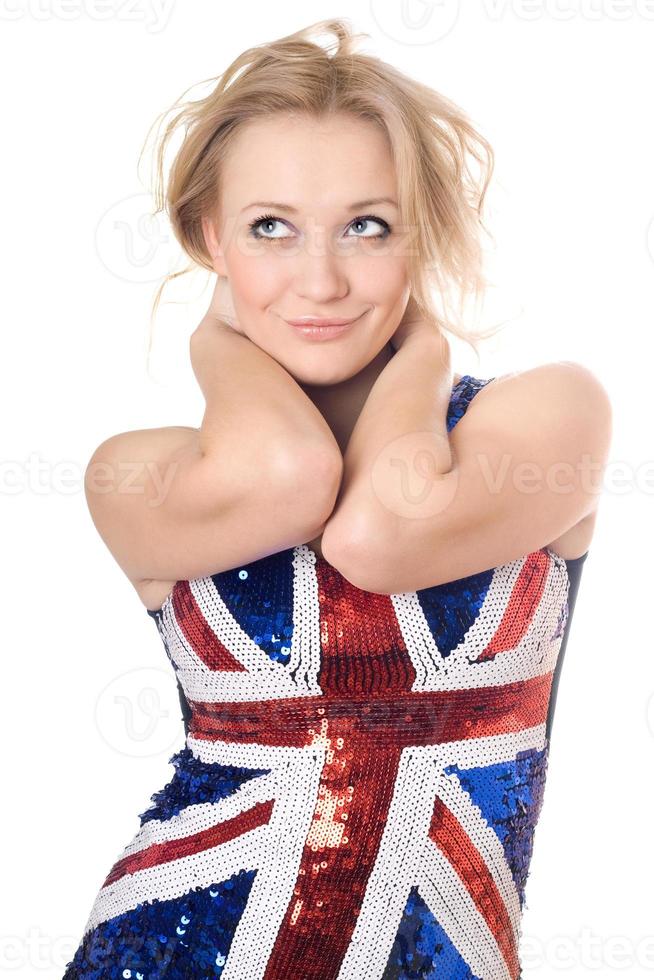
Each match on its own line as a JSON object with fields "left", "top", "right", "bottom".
{"left": 365, "top": 255, "right": 409, "bottom": 298}
{"left": 343, "top": 249, "right": 407, "bottom": 302}
{"left": 227, "top": 254, "right": 286, "bottom": 312}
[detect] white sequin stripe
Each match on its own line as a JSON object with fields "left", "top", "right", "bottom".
{"left": 82, "top": 821, "right": 271, "bottom": 937}
{"left": 430, "top": 769, "right": 522, "bottom": 943}
{"left": 453, "top": 551, "right": 567, "bottom": 682}
{"left": 393, "top": 558, "right": 528, "bottom": 685}
{"left": 190, "top": 575, "right": 302, "bottom": 694}
{"left": 82, "top": 748, "right": 325, "bottom": 945}
{"left": 393, "top": 555, "right": 568, "bottom": 692}
{"left": 186, "top": 733, "right": 322, "bottom": 771}
{"left": 160, "top": 576, "right": 301, "bottom": 702}
{"left": 116, "top": 770, "right": 279, "bottom": 860}
{"left": 334, "top": 732, "right": 536, "bottom": 980}
{"left": 219, "top": 750, "right": 326, "bottom": 980}
{"left": 391, "top": 562, "right": 526, "bottom": 687}
{"left": 185, "top": 725, "right": 547, "bottom": 788}
{"left": 284, "top": 544, "right": 323, "bottom": 694}
{"left": 438, "top": 723, "right": 548, "bottom": 771}
{"left": 390, "top": 591, "right": 436, "bottom": 688}
{"left": 335, "top": 747, "right": 449, "bottom": 980}
{"left": 451, "top": 556, "right": 537, "bottom": 663}
{"left": 416, "top": 844, "right": 514, "bottom": 980}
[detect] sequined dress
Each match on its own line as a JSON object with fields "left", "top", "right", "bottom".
{"left": 63, "top": 375, "right": 589, "bottom": 980}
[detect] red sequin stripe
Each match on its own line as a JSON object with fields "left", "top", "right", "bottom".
{"left": 480, "top": 550, "right": 551, "bottom": 661}
{"left": 430, "top": 800, "right": 521, "bottom": 980}
{"left": 171, "top": 579, "right": 248, "bottom": 672}
{"left": 315, "top": 561, "right": 417, "bottom": 692}
{"left": 263, "top": 739, "right": 404, "bottom": 979}
{"left": 102, "top": 799, "right": 274, "bottom": 887}
{"left": 187, "top": 672, "right": 554, "bottom": 748}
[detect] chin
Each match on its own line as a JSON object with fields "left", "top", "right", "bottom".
{"left": 288, "top": 354, "right": 368, "bottom": 387}
{"left": 250, "top": 339, "right": 352, "bottom": 383}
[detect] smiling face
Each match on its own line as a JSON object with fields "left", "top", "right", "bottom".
{"left": 202, "top": 112, "right": 411, "bottom": 385}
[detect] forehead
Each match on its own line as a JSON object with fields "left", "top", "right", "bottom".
{"left": 220, "top": 113, "right": 397, "bottom": 209}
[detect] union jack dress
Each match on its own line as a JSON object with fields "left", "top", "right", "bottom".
{"left": 63, "top": 375, "right": 588, "bottom": 980}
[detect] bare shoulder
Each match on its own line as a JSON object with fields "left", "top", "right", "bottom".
{"left": 454, "top": 361, "right": 612, "bottom": 561}
{"left": 93, "top": 424, "right": 201, "bottom": 452}
{"left": 472, "top": 360, "right": 612, "bottom": 423}
{"left": 465, "top": 362, "right": 613, "bottom": 459}
{"left": 85, "top": 425, "right": 202, "bottom": 611}
{"left": 85, "top": 422, "right": 339, "bottom": 613}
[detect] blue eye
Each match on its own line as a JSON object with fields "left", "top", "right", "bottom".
{"left": 345, "top": 216, "right": 390, "bottom": 239}
{"left": 247, "top": 214, "right": 292, "bottom": 240}
{"left": 247, "top": 213, "right": 391, "bottom": 241}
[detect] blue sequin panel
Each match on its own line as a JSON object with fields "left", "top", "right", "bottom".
{"left": 417, "top": 567, "right": 495, "bottom": 658}
{"left": 446, "top": 375, "right": 494, "bottom": 433}
{"left": 137, "top": 748, "right": 271, "bottom": 827}
{"left": 209, "top": 551, "right": 297, "bottom": 665}
{"left": 62, "top": 872, "right": 257, "bottom": 979}
{"left": 443, "top": 746, "right": 550, "bottom": 907}
{"left": 383, "top": 887, "right": 483, "bottom": 979}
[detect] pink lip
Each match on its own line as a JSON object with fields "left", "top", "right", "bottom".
{"left": 285, "top": 316, "right": 360, "bottom": 327}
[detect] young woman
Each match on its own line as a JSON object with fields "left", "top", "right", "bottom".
{"left": 65, "top": 19, "right": 611, "bottom": 980}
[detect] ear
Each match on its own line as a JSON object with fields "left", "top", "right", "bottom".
{"left": 201, "top": 215, "right": 228, "bottom": 278}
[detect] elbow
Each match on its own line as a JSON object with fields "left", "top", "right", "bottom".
{"left": 273, "top": 442, "right": 344, "bottom": 534}
{"left": 321, "top": 512, "right": 396, "bottom": 594}
{"left": 327, "top": 541, "right": 397, "bottom": 594}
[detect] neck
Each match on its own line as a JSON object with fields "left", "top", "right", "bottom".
{"left": 299, "top": 342, "right": 395, "bottom": 455}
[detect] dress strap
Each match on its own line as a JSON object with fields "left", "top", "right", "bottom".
{"left": 447, "top": 375, "right": 495, "bottom": 433}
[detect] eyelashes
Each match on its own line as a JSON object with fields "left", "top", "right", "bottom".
{"left": 247, "top": 212, "right": 392, "bottom": 242}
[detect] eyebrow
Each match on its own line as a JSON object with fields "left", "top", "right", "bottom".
{"left": 240, "top": 196, "right": 399, "bottom": 215}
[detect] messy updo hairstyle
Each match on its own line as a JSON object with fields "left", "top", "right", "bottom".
{"left": 141, "top": 18, "right": 504, "bottom": 359}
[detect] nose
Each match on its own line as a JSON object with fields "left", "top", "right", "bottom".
{"left": 291, "top": 236, "right": 352, "bottom": 306}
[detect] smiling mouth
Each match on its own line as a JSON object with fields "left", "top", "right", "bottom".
{"left": 280, "top": 310, "right": 370, "bottom": 340}
{"left": 284, "top": 315, "right": 363, "bottom": 327}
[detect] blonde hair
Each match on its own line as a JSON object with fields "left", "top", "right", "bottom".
{"left": 141, "top": 18, "right": 505, "bottom": 361}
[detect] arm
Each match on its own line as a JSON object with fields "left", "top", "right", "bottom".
{"left": 323, "top": 333, "right": 611, "bottom": 595}
{"left": 190, "top": 314, "right": 342, "bottom": 482}
{"left": 84, "top": 290, "right": 343, "bottom": 586}
{"left": 191, "top": 273, "right": 342, "bottom": 471}
{"left": 320, "top": 318, "right": 454, "bottom": 585}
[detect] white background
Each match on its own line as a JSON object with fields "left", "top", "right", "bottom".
{"left": 2, "top": 1, "right": 652, "bottom": 977}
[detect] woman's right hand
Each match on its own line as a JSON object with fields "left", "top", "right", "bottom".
{"left": 190, "top": 276, "right": 246, "bottom": 376}
{"left": 205, "top": 275, "right": 244, "bottom": 334}
{"left": 189, "top": 277, "right": 246, "bottom": 392}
